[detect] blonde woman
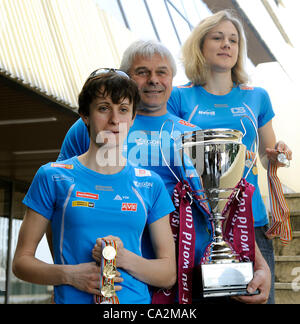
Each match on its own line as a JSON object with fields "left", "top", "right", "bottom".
{"left": 168, "top": 10, "right": 292, "bottom": 304}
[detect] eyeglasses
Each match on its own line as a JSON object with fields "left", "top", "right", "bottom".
{"left": 87, "top": 68, "right": 130, "bottom": 81}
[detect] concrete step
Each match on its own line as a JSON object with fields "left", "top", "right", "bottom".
{"left": 284, "top": 193, "right": 300, "bottom": 212}
{"left": 274, "top": 194, "right": 300, "bottom": 303}
{"left": 290, "top": 211, "right": 300, "bottom": 232}
{"left": 0, "top": 294, "right": 52, "bottom": 304}
{"left": 274, "top": 231, "right": 300, "bottom": 256}
{"left": 275, "top": 283, "right": 300, "bottom": 304}
{"left": 275, "top": 256, "right": 300, "bottom": 283}
{"left": 268, "top": 211, "right": 300, "bottom": 232}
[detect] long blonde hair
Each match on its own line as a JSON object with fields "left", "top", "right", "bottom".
{"left": 182, "top": 10, "right": 249, "bottom": 86}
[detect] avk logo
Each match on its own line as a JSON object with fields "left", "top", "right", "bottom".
{"left": 121, "top": 203, "right": 137, "bottom": 212}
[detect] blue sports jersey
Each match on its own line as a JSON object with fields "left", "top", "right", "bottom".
{"left": 167, "top": 83, "right": 275, "bottom": 227}
{"left": 127, "top": 113, "right": 212, "bottom": 264}
{"left": 57, "top": 114, "right": 211, "bottom": 264}
{"left": 23, "top": 157, "right": 174, "bottom": 304}
{"left": 58, "top": 114, "right": 199, "bottom": 196}
{"left": 128, "top": 113, "right": 201, "bottom": 196}
{"left": 57, "top": 119, "right": 89, "bottom": 161}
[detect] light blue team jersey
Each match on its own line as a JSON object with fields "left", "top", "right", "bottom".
{"left": 58, "top": 113, "right": 198, "bottom": 197}
{"left": 128, "top": 113, "right": 212, "bottom": 265}
{"left": 57, "top": 113, "right": 211, "bottom": 265}
{"left": 127, "top": 112, "right": 200, "bottom": 196}
{"left": 167, "top": 83, "right": 275, "bottom": 227}
{"left": 23, "top": 156, "right": 174, "bottom": 304}
{"left": 57, "top": 120, "right": 89, "bottom": 162}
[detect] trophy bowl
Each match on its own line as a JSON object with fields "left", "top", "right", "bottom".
{"left": 175, "top": 129, "right": 255, "bottom": 297}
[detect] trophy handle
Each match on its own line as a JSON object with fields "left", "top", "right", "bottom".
{"left": 239, "top": 108, "right": 259, "bottom": 181}
{"left": 159, "top": 119, "right": 194, "bottom": 205}
{"left": 159, "top": 119, "right": 180, "bottom": 183}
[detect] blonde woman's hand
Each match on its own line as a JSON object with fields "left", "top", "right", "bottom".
{"left": 265, "top": 140, "right": 292, "bottom": 167}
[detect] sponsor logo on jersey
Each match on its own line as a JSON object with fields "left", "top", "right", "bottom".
{"left": 52, "top": 175, "right": 74, "bottom": 182}
{"left": 114, "top": 195, "right": 122, "bottom": 200}
{"left": 72, "top": 201, "right": 95, "bottom": 208}
{"left": 121, "top": 203, "right": 137, "bottom": 211}
{"left": 214, "top": 104, "right": 228, "bottom": 108}
{"left": 231, "top": 107, "right": 246, "bottom": 115}
{"left": 51, "top": 163, "right": 74, "bottom": 169}
{"left": 198, "top": 110, "right": 215, "bottom": 116}
{"left": 133, "top": 180, "right": 153, "bottom": 188}
{"left": 178, "top": 120, "right": 196, "bottom": 128}
{"left": 134, "top": 168, "right": 151, "bottom": 177}
{"left": 76, "top": 191, "right": 99, "bottom": 200}
{"left": 135, "top": 138, "right": 159, "bottom": 146}
{"left": 95, "top": 185, "right": 114, "bottom": 191}
{"left": 240, "top": 86, "right": 254, "bottom": 90}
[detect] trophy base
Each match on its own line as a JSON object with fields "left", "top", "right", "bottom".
{"left": 201, "top": 261, "right": 254, "bottom": 298}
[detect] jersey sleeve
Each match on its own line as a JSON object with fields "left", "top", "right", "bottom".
{"left": 147, "top": 174, "right": 175, "bottom": 225}
{"left": 22, "top": 165, "right": 56, "bottom": 220}
{"left": 167, "top": 86, "right": 182, "bottom": 118}
{"left": 257, "top": 88, "right": 275, "bottom": 128}
{"left": 57, "top": 118, "right": 90, "bottom": 161}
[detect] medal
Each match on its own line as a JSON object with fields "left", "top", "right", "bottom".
{"left": 277, "top": 152, "right": 290, "bottom": 167}
{"left": 102, "top": 245, "right": 116, "bottom": 260}
{"left": 94, "top": 239, "right": 120, "bottom": 304}
{"left": 101, "top": 280, "right": 116, "bottom": 298}
{"left": 103, "top": 263, "right": 117, "bottom": 279}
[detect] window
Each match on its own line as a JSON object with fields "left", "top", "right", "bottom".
{"left": 95, "top": 0, "right": 127, "bottom": 28}
{"left": 145, "top": 0, "right": 180, "bottom": 48}
{"left": 119, "top": 0, "right": 159, "bottom": 40}
{"left": 274, "top": 0, "right": 284, "bottom": 6}
{"left": 0, "top": 180, "right": 52, "bottom": 304}
{"left": 165, "top": 0, "right": 193, "bottom": 44}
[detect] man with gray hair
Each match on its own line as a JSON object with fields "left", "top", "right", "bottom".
{"left": 57, "top": 40, "right": 195, "bottom": 197}
{"left": 56, "top": 39, "right": 271, "bottom": 304}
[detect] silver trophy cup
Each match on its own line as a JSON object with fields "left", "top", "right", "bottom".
{"left": 176, "top": 129, "right": 255, "bottom": 298}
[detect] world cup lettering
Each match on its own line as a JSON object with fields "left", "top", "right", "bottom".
{"left": 184, "top": 243, "right": 191, "bottom": 251}
{"left": 239, "top": 198, "right": 246, "bottom": 206}
{"left": 183, "top": 251, "right": 190, "bottom": 259}
{"left": 182, "top": 240, "right": 191, "bottom": 246}
{"left": 241, "top": 241, "right": 250, "bottom": 252}
{"left": 173, "top": 191, "right": 180, "bottom": 207}
{"left": 183, "top": 258, "right": 190, "bottom": 269}
{"left": 172, "top": 215, "right": 179, "bottom": 227}
{"left": 239, "top": 206, "right": 246, "bottom": 212}
{"left": 228, "top": 228, "right": 234, "bottom": 242}
{"left": 182, "top": 295, "right": 189, "bottom": 303}
{"left": 241, "top": 234, "right": 248, "bottom": 242}
{"left": 238, "top": 216, "right": 247, "bottom": 224}
{"left": 182, "top": 273, "right": 188, "bottom": 291}
{"left": 183, "top": 231, "right": 192, "bottom": 241}
{"left": 185, "top": 206, "right": 193, "bottom": 229}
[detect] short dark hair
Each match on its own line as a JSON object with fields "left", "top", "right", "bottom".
{"left": 78, "top": 72, "right": 140, "bottom": 118}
